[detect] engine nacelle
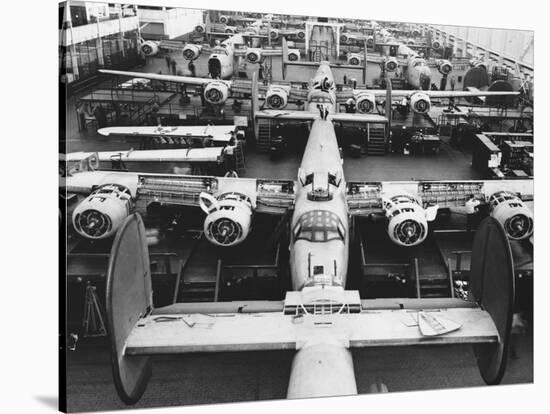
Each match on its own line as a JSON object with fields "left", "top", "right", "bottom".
{"left": 347, "top": 53, "right": 362, "bottom": 66}
{"left": 432, "top": 40, "right": 441, "bottom": 50}
{"left": 245, "top": 48, "right": 262, "bottom": 64}
{"left": 470, "top": 58, "right": 487, "bottom": 71}
{"left": 489, "top": 191, "right": 533, "bottom": 240}
{"left": 224, "top": 26, "right": 237, "bottom": 34}
{"left": 296, "top": 30, "right": 306, "bottom": 40}
{"left": 340, "top": 33, "right": 349, "bottom": 42}
{"left": 270, "top": 29, "right": 280, "bottom": 40}
{"left": 219, "top": 15, "right": 229, "bottom": 24}
{"left": 265, "top": 85, "right": 290, "bottom": 109}
{"left": 199, "top": 192, "right": 253, "bottom": 247}
{"left": 194, "top": 23, "right": 206, "bottom": 34}
{"left": 367, "top": 36, "right": 374, "bottom": 46}
{"left": 409, "top": 93, "right": 431, "bottom": 114}
{"left": 72, "top": 184, "right": 133, "bottom": 240}
{"left": 354, "top": 91, "right": 376, "bottom": 114}
{"left": 384, "top": 57, "right": 398, "bottom": 72}
{"left": 287, "top": 49, "right": 300, "bottom": 62}
{"left": 412, "top": 29, "right": 421, "bottom": 37}
{"left": 384, "top": 195, "right": 436, "bottom": 247}
{"left": 182, "top": 44, "right": 202, "bottom": 61}
{"left": 140, "top": 40, "right": 159, "bottom": 57}
{"left": 436, "top": 59, "right": 453, "bottom": 75}
{"left": 407, "top": 38, "right": 415, "bottom": 45}
{"left": 203, "top": 81, "right": 230, "bottom": 105}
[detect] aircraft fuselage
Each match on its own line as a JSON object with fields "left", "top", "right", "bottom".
{"left": 288, "top": 62, "right": 350, "bottom": 291}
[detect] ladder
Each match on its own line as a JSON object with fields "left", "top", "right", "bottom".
{"left": 256, "top": 119, "right": 272, "bottom": 153}
{"left": 366, "top": 124, "right": 386, "bottom": 155}
{"left": 82, "top": 283, "right": 107, "bottom": 338}
{"left": 234, "top": 140, "right": 246, "bottom": 175}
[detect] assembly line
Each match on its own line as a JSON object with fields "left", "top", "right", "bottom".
{"left": 60, "top": 4, "right": 534, "bottom": 412}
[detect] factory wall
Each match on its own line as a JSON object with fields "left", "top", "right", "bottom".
{"left": 138, "top": 7, "right": 203, "bottom": 40}
{"left": 432, "top": 25, "right": 533, "bottom": 66}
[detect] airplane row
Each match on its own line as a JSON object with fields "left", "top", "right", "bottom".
{"left": 66, "top": 63, "right": 531, "bottom": 249}
{"left": 83, "top": 62, "right": 531, "bottom": 406}
{"left": 102, "top": 36, "right": 517, "bottom": 117}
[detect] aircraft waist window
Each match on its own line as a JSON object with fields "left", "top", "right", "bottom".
{"left": 293, "top": 210, "right": 345, "bottom": 243}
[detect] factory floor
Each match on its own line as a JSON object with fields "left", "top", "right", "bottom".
{"left": 65, "top": 330, "right": 532, "bottom": 412}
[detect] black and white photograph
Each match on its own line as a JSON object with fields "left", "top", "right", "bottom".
{"left": 52, "top": 0, "right": 539, "bottom": 412}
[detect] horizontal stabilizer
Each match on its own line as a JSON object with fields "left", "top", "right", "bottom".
{"left": 123, "top": 303, "right": 498, "bottom": 356}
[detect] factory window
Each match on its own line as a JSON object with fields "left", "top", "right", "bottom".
{"left": 74, "top": 40, "right": 99, "bottom": 78}
{"left": 293, "top": 210, "right": 345, "bottom": 243}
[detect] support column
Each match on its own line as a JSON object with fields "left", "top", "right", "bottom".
{"left": 118, "top": 5, "right": 126, "bottom": 57}
{"left": 64, "top": 0, "right": 80, "bottom": 79}
{"left": 96, "top": 20, "right": 104, "bottom": 66}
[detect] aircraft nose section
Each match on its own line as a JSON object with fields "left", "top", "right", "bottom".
{"left": 420, "top": 70, "right": 431, "bottom": 90}
{"left": 208, "top": 58, "right": 222, "bottom": 79}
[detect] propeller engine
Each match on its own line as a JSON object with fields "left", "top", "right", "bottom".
{"left": 354, "top": 91, "right": 376, "bottom": 114}
{"left": 436, "top": 59, "right": 453, "bottom": 75}
{"left": 407, "top": 38, "right": 415, "bottom": 45}
{"left": 287, "top": 49, "right": 300, "bottom": 62}
{"left": 265, "top": 85, "right": 290, "bottom": 109}
{"left": 489, "top": 191, "right": 533, "bottom": 240}
{"left": 383, "top": 195, "right": 438, "bottom": 247}
{"left": 431, "top": 40, "right": 441, "bottom": 50}
{"left": 384, "top": 57, "right": 398, "bottom": 72}
{"left": 72, "top": 184, "right": 133, "bottom": 240}
{"left": 296, "top": 30, "right": 306, "bottom": 40}
{"left": 245, "top": 48, "right": 262, "bottom": 64}
{"left": 203, "top": 81, "right": 230, "bottom": 105}
{"left": 409, "top": 92, "right": 431, "bottom": 114}
{"left": 140, "top": 40, "right": 159, "bottom": 57}
{"left": 182, "top": 44, "right": 202, "bottom": 61}
{"left": 219, "top": 15, "right": 229, "bottom": 24}
{"left": 340, "top": 33, "right": 349, "bottom": 42}
{"left": 367, "top": 36, "right": 374, "bottom": 46}
{"left": 199, "top": 192, "right": 254, "bottom": 247}
{"left": 270, "top": 29, "right": 280, "bottom": 40}
{"left": 470, "top": 58, "right": 487, "bottom": 71}
{"left": 194, "top": 23, "right": 206, "bottom": 34}
{"left": 224, "top": 26, "right": 237, "bottom": 34}
{"left": 347, "top": 53, "right": 362, "bottom": 66}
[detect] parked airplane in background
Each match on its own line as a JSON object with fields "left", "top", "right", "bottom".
{"left": 70, "top": 63, "right": 530, "bottom": 246}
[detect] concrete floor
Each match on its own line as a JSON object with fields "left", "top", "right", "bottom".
{"left": 65, "top": 332, "right": 532, "bottom": 413}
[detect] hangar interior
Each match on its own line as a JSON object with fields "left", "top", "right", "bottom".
{"left": 59, "top": 2, "right": 534, "bottom": 412}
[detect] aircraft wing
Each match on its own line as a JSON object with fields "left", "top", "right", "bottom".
{"left": 63, "top": 154, "right": 296, "bottom": 213}
{"left": 255, "top": 110, "right": 319, "bottom": 121}
{"left": 234, "top": 48, "right": 283, "bottom": 57}
{"left": 98, "top": 125, "right": 236, "bottom": 142}
{"left": 99, "top": 69, "right": 214, "bottom": 86}
{"left": 329, "top": 113, "right": 389, "bottom": 123}
{"left": 66, "top": 148, "right": 225, "bottom": 164}
{"left": 124, "top": 297, "right": 497, "bottom": 354}
{"left": 346, "top": 179, "right": 534, "bottom": 216}
{"left": 358, "top": 89, "right": 520, "bottom": 99}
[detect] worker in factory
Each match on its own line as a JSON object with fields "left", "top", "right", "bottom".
{"left": 188, "top": 60, "right": 196, "bottom": 77}
{"left": 465, "top": 194, "right": 482, "bottom": 231}
{"left": 224, "top": 133, "right": 238, "bottom": 172}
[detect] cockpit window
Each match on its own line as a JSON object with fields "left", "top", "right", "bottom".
{"left": 212, "top": 47, "right": 228, "bottom": 55}
{"left": 310, "top": 95, "right": 333, "bottom": 104}
{"left": 293, "top": 210, "right": 345, "bottom": 243}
